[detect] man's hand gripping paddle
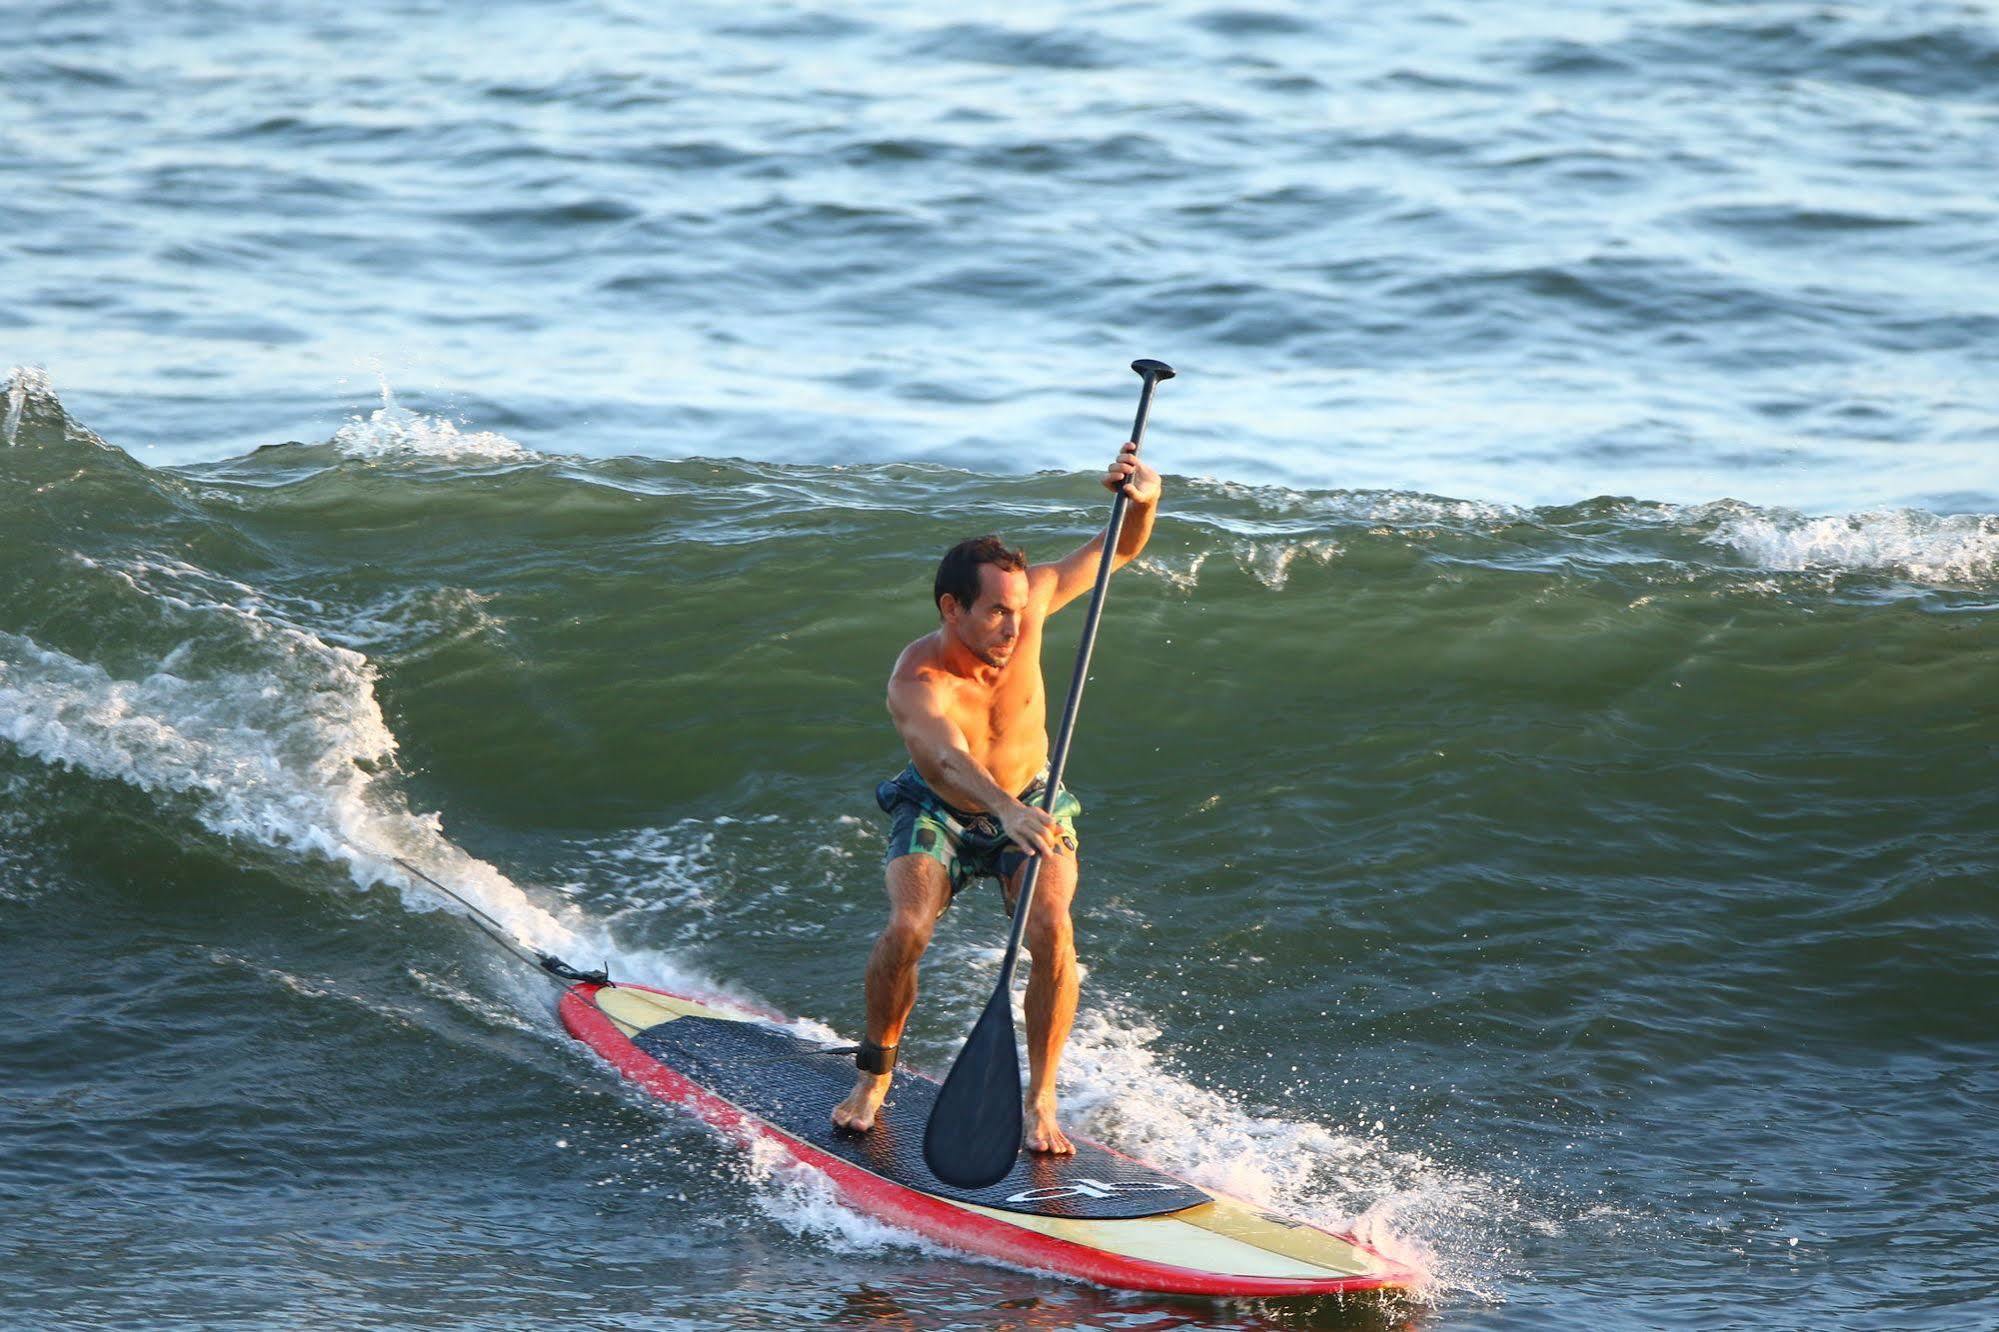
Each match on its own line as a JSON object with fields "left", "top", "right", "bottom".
{"left": 921, "top": 358, "right": 1175, "bottom": 1190}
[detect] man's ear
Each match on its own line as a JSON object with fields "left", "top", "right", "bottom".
{"left": 938, "top": 594, "right": 959, "bottom": 620}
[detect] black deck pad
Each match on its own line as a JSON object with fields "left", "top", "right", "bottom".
{"left": 630, "top": 1014, "right": 1210, "bottom": 1220}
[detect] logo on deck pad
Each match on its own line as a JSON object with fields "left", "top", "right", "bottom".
{"left": 1004, "top": 1177, "right": 1185, "bottom": 1204}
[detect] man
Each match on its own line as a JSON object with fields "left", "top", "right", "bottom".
{"left": 831, "top": 440, "right": 1162, "bottom": 1155}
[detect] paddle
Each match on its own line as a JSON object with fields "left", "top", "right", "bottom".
{"left": 921, "top": 357, "right": 1175, "bottom": 1190}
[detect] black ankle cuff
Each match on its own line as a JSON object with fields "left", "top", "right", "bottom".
{"left": 856, "top": 1039, "right": 897, "bottom": 1075}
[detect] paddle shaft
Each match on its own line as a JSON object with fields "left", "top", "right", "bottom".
{"left": 994, "top": 366, "right": 1167, "bottom": 991}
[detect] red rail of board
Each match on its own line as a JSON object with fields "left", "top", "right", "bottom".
{"left": 558, "top": 981, "right": 1420, "bottom": 1299}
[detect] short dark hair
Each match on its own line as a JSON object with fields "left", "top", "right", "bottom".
{"left": 934, "top": 535, "right": 1026, "bottom": 616}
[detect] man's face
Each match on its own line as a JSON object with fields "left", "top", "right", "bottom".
{"left": 947, "top": 564, "right": 1030, "bottom": 669}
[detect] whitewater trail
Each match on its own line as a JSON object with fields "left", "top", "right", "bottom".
{"left": 0, "top": 553, "right": 716, "bottom": 1007}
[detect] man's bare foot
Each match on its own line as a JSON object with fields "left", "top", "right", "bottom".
{"left": 1024, "top": 1099, "right": 1074, "bottom": 1155}
{"left": 831, "top": 1070, "right": 892, "bottom": 1133}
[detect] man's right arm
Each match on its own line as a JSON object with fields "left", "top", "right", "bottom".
{"left": 887, "top": 677, "right": 1067, "bottom": 858}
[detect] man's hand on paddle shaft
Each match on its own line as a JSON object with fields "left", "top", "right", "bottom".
{"left": 1001, "top": 800, "right": 1072, "bottom": 858}
{"left": 1102, "top": 441, "right": 1160, "bottom": 505}
{"left": 1035, "top": 441, "right": 1164, "bottom": 614}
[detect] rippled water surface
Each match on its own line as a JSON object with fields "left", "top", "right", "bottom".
{"left": 13, "top": 0, "right": 1999, "bottom": 508}
{"left": 6, "top": 1, "right": 1998, "bottom": 1329}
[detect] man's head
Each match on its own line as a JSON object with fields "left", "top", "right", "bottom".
{"left": 934, "top": 535, "right": 1029, "bottom": 668}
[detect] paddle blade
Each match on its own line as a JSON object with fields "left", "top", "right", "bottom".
{"left": 922, "top": 985, "right": 1023, "bottom": 1189}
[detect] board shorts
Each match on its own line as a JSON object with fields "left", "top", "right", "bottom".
{"left": 876, "top": 762, "right": 1082, "bottom": 899}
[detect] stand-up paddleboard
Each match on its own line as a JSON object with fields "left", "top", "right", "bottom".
{"left": 559, "top": 980, "right": 1420, "bottom": 1298}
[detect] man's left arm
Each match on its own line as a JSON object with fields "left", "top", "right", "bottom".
{"left": 1030, "top": 441, "right": 1162, "bottom": 614}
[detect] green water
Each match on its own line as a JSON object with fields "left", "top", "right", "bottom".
{"left": 4, "top": 373, "right": 1995, "bottom": 1328}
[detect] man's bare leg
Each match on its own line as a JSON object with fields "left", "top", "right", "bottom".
{"left": 1008, "top": 852, "right": 1079, "bottom": 1154}
{"left": 832, "top": 855, "right": 950, "bottom": 1132}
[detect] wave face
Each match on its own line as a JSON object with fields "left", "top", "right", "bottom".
{"left": 4, "top": 374, "right": 1995, "bottom": 1327}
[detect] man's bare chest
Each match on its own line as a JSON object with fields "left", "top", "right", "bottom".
{"left": 943, "top": 667, "right": 1044, "bottom": 746}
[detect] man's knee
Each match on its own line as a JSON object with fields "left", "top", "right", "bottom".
{"left": 880, "top": 909, "right": 936, "bottom": 962}
{"left": 1026, "top": 899, "right": 1074, "bottom": 950}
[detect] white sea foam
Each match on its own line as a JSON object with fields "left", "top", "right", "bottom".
{"left": 1164, "top": 487, "right": 1999, "bottom": 594}
{"left": 737, "top": 1136, "right": 947, "bottom": 1260}
{"left": 0, "top": 559, "right": 707, "bottom": 999}
{"left": 330, "top": 377, "right": 530, "bottom": 462}
{"left": 1135, "top": 537, "right": 1344, "bottom": 592}
{"left": 1236, "top": 536, "right": 1344, "bottom": 590}
{"left": 1054, "top": 1002, "right": 1530, "bottom": 1302}
{"left": 3, "top": 366, "right": 50, "bottom": 446}
{"left": 1146, "top": 483, "right": 1526, "bottom": 593}
{"left": 1131, "top": 548, "right": 1210, "bottom": 592}
{"left": 1702, "top": 502, "right": 1999, "bottom": 585}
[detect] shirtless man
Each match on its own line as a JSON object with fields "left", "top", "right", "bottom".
{"left": 830, "top": 441, "right": 1161, "bottom": 1154}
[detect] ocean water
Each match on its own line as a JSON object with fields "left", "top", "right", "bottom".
{"left": 5, "top": 2, "right": 1997, "bottom": 1329}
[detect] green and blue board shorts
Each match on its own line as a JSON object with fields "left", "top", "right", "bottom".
{"left": 876, "top": 762, "right": 1082, "bottom": 898}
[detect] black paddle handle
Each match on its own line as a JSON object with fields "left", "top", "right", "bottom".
{"left": 998, "top": 358, "right": 1173, "bottom": 984}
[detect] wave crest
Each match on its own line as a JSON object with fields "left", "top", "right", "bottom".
{"left": 331, "top": 380, "right": 531, "bottom": 462}
{"left": 1702, "top": 502, "right": 1999, "bottom": 585}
